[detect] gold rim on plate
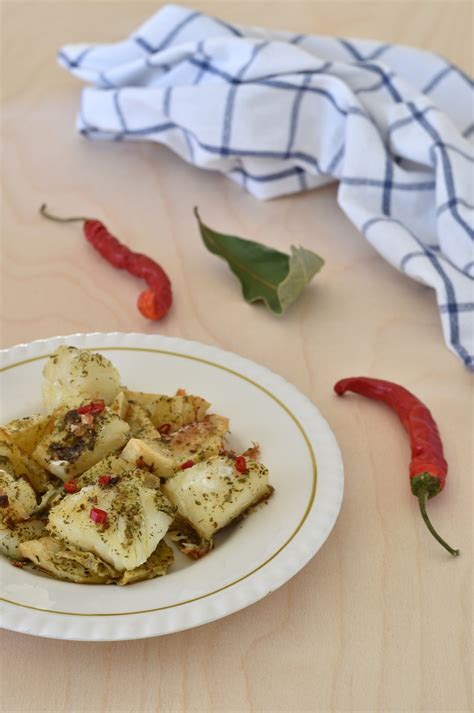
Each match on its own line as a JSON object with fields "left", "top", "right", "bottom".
{"left": 1, "top": 346, "right": 317, "bottom": 617}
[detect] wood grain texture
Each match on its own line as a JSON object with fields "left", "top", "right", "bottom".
{"left": 1, "top": 1, "right": 472, "bottom": 712}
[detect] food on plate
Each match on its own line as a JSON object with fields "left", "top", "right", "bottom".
{"left": 0, "top": 464, "right": 37, "bottom": 525}
{"left": 75, "top": 454, "right": 136, "bottom": 489}
{"left": 111, "top": 393, "right": 158, "bottom": 440}
{"left": 124, "top": 390, "right": 210, "bottom": 432}
{"left": 2, "top": 346, "right": 273, "bottom": 584}
{"left": 163, "top": 455, "right": 271, "bottom": 541}
{"left": 19, "top": 536, "right": 174, "bottom": 585}
{"left": 33, "top": 402, "right": 130, "bottom": 480}
{"left": 115, "top": 541, "right": 174, "bottom": 585}
{"left": 121, "top": 414, "right": 229, "bottom": 477}
{"left": 0, "top": 433, "right": 52, "bottom": 494}
{"left": 19, "top": 536, "right": 119, "bottom": 584}
{"left": 2, "top": 414, "right": 49, "bottom": 455}
{"left": 0, "top": 519, "right": 47, "bottom": 559}
{"left": 47, "top": 469, "right": 175, "bottom": 572}
{"left": 0, "top": 438, "right": 53, "bottom": 525}
{"left": 42, "top": 344, "right": 122, "bottom": 413}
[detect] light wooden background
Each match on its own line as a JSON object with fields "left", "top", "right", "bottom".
{"left": 1, "top": 2, "right": 472, "bottom": 712}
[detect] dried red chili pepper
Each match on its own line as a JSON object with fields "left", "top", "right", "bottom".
{"left": 39, "top": 204, "right": 172, "bottom": 321}
{"left": 334, "top": 376, "right": 459, "bottom": 556}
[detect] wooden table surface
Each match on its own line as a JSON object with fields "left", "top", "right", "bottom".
{"left": 1, "top": 2, "right": 472, "bottom": 711}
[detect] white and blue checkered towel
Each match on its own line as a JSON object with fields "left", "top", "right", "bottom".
{"left": 59, "top": 4, "right": 473, "bottom": 369}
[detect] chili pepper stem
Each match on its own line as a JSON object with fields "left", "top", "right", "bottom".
{"left": 40, "top": 204, "right": 90, "bottom": 224}
{"left": 417, "top": 492, "right": 459, "bottom": 556}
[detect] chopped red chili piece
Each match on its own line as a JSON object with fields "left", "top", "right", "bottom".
{"left": 180, "top": 459, "right": 194, "bottom": 470}
{"left": 235, "top": 456, "right": 247, "bottom": 474}
{"left": 64, "top": 479, "right": 78, "bottom": 494}
{"left": 158, "top": 423, "right": 171, "bottom": 435}
{"left": 11, "top": 560, "right": 24, "bottom": 568}
{"left": 98, "top": 474, "right": 119, "bottom": 486}
{"left": 77, "top": 400, "right": 105, "bottom": 415}
{"left": 90, "top": 507, "right": 108, "bottom": 525}
{"left": 0, "top": 493, "right": 10, "bottom": 508}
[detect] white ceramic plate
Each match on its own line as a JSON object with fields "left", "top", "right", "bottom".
{"left": 0, "top": 332, "right": 343, "bottom": 641}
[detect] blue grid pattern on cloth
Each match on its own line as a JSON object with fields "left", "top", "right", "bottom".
{"left": 58, "top": 4, "right": 474, "bottom": 370}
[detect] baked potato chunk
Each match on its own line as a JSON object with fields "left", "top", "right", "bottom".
{"left": 33, "top": 404, "right": 130, "bottom": 480}
{"left": 76, "top": 454, "right": 136, "bottom": 490}
{"left": 125, "top": 390, "right": 210, "bottom": 432}
{"left": 110, "top": 393, "right": 157, "bottom": 440}
{"left": 0, "top": 436, "right": 53, "bottom": 525}
{"left": 2, "top": 415, "right": 48, "bottom": 455}
{"left": 20, "top": 536, "right": 117, "bottom": 584}
{"left": 20, "top": 535, "right": 174, "bottom": 585}
{"left": 117, "top": 540, "right": 174, "bottom": 585}
{"left": 0, "top": 518, "right": 47, "bottom": 558}
{"left": 0, "top": 462, "right": 37, "bottom": 525}
{"left": 163, "top": 455, "right": 271, "bottom": 540}
{"left": 43, "top": 345, "right": 122, "bottom": 414}
{"left": 0, "top": 433, "right": 52, "bottom": 494}
{"left": 46, "top": 469, "right": 176, "bottom": 572}
{"left": 121, "top": 414, "right": 229, "bottom": 477}
{"left": 167, "top": 518, "right": 213, "bottom": 560}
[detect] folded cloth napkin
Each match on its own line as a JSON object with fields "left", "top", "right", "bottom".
{"left": 59, "top": 4, "right": 473, "bottom": 369}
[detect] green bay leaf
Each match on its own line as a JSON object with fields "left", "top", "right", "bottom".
{"left": 194, "top": 208, "right": 324, "bottom": 314}
{"left": 278, "top": 246, "right": 325, "bottom": 312}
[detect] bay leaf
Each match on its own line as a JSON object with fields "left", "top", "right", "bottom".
{"left": 194, "top": 208, "right": 324, "bottom": 314}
